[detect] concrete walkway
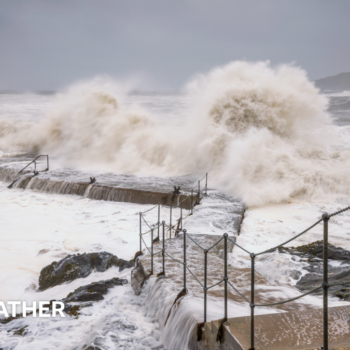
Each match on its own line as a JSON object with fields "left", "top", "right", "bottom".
{"left": 201, "top": 305, "right": 350, "bottom": 350}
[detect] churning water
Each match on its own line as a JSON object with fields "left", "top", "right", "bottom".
{"left": 1, "top": 62, "right": 350, "bottom": 206}
{"left": 1, "top": 61, "right": 350, "bottom": 349}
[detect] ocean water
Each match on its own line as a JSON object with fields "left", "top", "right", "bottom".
{"left": 1, "top": 61, "right": 350, "bottom": 349}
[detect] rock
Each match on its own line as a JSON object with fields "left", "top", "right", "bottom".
{"left": 0, "top": 315, "right": 22, "bottom": 325}
{"left": 131, "top": 259, "right": 148, "bottom": 295}
{"left": 297, "top": 269, "right": 350, "bottom": 293}
{"left": 334, "top": 288, "right": 350, "bottom": 301}
{"left": 64, "top": 302, "right": 93, "bottom": 318}
{"left": 39, "top": 251, "right": 134, "bottom": 290}
{"left": 13, "top": 325, "right": 28, "bottom": 336}
{"left": 279, "top": 241, "right": 350, "bottom": 300}
{"left": 83, "top": 345, "right": 102, "bottom": 350}
{"left": 64, "top": 277, "right": 128, "bottom": 303}
{"left": 278, "top": 240, "right": 350, "bottom": 262}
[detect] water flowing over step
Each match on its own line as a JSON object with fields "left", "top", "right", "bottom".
{"left": 0, "top": 166, "right": 196, "bottom": 209}
{"left": 132, "top": 232, "right": 270, "bottom": 350}
{"left": 200, "top": 306, "right": 350, "bottom": 350}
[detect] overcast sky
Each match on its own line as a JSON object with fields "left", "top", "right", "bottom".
{"left": 0, "top": 0, "right": 349, "bottom": 91}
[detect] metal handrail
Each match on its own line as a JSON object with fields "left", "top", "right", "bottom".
{"left": 17, "top": 155, "right": 49, "bottom": 175}
{"left": 137, "top": 204, "right": 350, "bottom": 350}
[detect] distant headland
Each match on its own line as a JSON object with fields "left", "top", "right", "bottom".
{"left": 315, "top": 72, "right": 350, "bottom": 92}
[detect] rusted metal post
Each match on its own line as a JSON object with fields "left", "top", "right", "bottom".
{"left": 151, "top": 228, "right": 154, "bottom": 274}
{"left": 323, "top": 213, "right": 329, "bottom": 350}
{"left": 250, "top": 254, "right": 256, "bottom": 350}
{"left": 183, "top": 229, "right": 187, "bottom": 291}
{"left": 180, "top": 202, "right": 183, "bottom": 232}
{"left": 204, "top": 249, "right": 208, "bottom": 323}
{"left": 162, "top": 221, "right": 165, "bottom": 275}
{"left": 157, "top": 203, "right": 160, "bottom": 239}
{"left": 139, "top": 212, "right": 142, "bottom": 252}
{"left": 224, "top": 233, "right": 228, "bottom": 321}
{"left": 170, "top": 204, "right": 172, "bottom": 239}
{"left": 205, "top": 173, "right": 208, "bottom": 195}
{"left": 191, "top": 189, "right": 193, "bottom": 215}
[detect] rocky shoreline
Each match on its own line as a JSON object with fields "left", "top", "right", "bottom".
{"left": 278, "top": 241, "right": 350, "bottom": 301}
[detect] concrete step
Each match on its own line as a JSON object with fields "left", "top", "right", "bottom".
{"left": 209, "top": 305, "right": 350, "bottom": 350}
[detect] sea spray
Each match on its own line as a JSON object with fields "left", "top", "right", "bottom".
{"left": 1, "top": 62, "right": 350, "bottom": 206}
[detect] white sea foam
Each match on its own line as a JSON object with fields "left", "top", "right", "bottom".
{"left": 1, "top": 62, "right": 350, "bottom": 206}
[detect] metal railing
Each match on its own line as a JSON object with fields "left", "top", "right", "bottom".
{"left": 138, "top": 173, "right": 208, "bottom": 247}
{"left": 17, "top": 155, "right": 49, "bottom": 175}
{"left": 138, "top": 200, "right": 350, "bottom": 350}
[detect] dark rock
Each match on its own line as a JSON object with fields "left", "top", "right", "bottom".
{"left": 90, "top": 177, "right": 96, "bottom": 184}
{"left": 0, "top": 315, "right": 22, "bottom": 325}
{"left": 278, "top": 241, "right": 350, "bottom": 300}
{"left": 64, "top": 302, "right": 93, "bottom": 318}
{"left": 131, "top": 259, "right": 148, "bottom": 295}
{"left": 13, "top": 326, "right": 28, "bottom": 336}
{"left": 64, "top": 277, "right": 128, "bottom": 302}
{"left": 334, "top": 288, "right": 350, "bottom": 301}
{"left": 39, "top": 251, "right": 134, "bottom": 290}
{"left": 278, "top": 240, "right": 350, "bottom": 262}
{"left": 289, "top": 270, "right": 302, "bottom": 280}
{"left": 297, "top": 269, "right": 350, "bottom": 293}
{"left": 83, "top": 345, "right": 102, "bottom": 350}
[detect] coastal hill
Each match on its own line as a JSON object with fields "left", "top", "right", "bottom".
{"left": 314, "top": 72, "right": 350, "bottom": 92}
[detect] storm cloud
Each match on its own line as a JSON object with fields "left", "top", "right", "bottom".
{"left": 0, "top": 0, "right": 349, "bottom": 91}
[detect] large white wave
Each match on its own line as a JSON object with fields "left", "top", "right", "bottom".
{"left": 1, "top": 62, "right": 350, "bottom": 206}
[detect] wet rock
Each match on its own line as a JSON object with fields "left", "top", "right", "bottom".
{"left": 334, "top": 288, "right": 350, "bottom": 301}
{"left": 289, "top": 270, "right": 302, "bottom": 280}
{"left": 131, "top": 259, "right": 148, "bottom": 295}
{"left": 39, "top": 251, "right": 134, "bottom": 290}
{"left": 279, "top": 241, "right": 350, "bottom": 299}
{"left": 64, "top": 277, "right": 128, "bottom": 303}
{"left": 64, "top": 302, "right": 93, "bottom": 318}
{"left": 13, "top": 325, "right": 28, "bottom": 336}
{"left": 0, "top": 315, "right": 22, "bottom": 325}
{"left": 279, "top": 240, "right": 350, "bottom": 262}
{"left": 83, "top": 346, "right": 102, "bottom": 350}
{"left": 297, "top": 269, "right": 350, "bottom": 293}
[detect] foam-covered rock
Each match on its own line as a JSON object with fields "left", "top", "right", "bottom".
{"left": 39, "top": 252, "right": 133, "bottom": 290}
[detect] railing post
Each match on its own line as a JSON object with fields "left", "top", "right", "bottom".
{"left": 191, "top": 189, "right": 193, "bottom": 215}
{"left": 250, "top": 254, "right": 256, "bottom": 350}
{"left": 180, "top": 203, "right": 183, "bottom": 232}
{"left": 162, "top": 221, "right": 165, "bottom": 275}
{"left": 205, "top": 173, "right": 208, "bottom": 196}
{"left": 183, "top": 229, "right": 187, "bottom": 291}
{"left": 157, "top": 203, "right": 160, "bottom": 239}
{"left": 139, "top": 212, "right": 142, "bottom": 252}
{"left": 151, "top": 228, "right": 154, "bottom": 274}
{"left": 224, "top": 233, "right": 228, "bottom": 321}
{"left": 47, "top": 155, "right": 50, "bottom": 171}
{"left": 322, "top": 213, "right": 329, "bottom": 350}
{"left": 170, "top": 204, "right": 172, "bottom": 239}
{"left": 204, "top": 249, "right": 208, "bottom": 323}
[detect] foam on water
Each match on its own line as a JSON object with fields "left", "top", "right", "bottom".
{"left": 0, "top": 182, "right": 165, "bottom": 349}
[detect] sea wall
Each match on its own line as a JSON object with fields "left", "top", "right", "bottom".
{"left": 0, "top": 167, "right": 196, "bottom": 209}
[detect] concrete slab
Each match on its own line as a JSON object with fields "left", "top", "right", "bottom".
{"left": 223, "top": 305, "right": 350, "bottom": 350}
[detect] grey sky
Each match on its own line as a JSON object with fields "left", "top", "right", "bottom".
{"left": 0, "top": 0, "right": 349, "bottom": 91}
